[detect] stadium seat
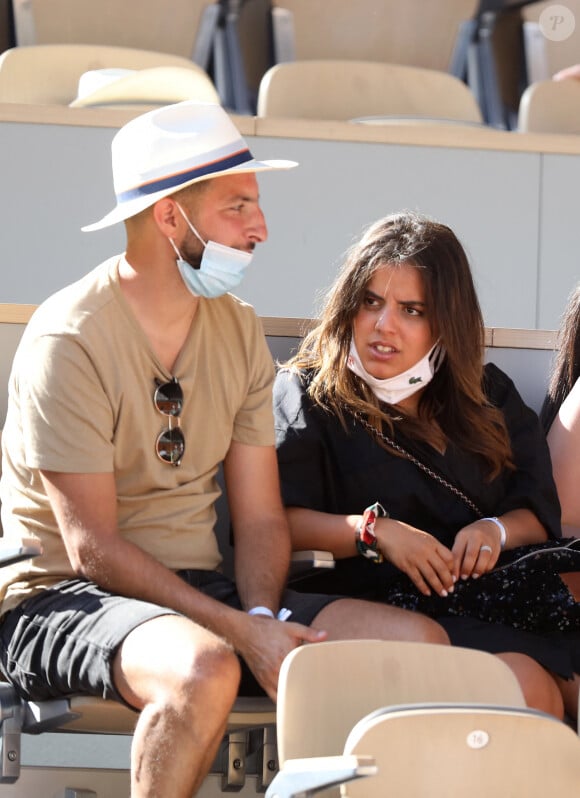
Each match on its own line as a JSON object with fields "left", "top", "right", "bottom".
{"left": 269, "top": 0, "right": 479, "bottom": 73}
{"left": 257, "top": 59, "right": 484, "bottom": 124}
{"left": 0, "top": 44, "right": 220, "bottom": 106}
{"left": 518, "top": 78, "right": 580, "bottom": 134}
{"left": 266, "top": 640, "right": 536, "bottom": 798}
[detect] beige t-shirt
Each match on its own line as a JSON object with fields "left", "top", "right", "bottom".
{"left": 0, "top": 256, "right": 275, "bottom": 613}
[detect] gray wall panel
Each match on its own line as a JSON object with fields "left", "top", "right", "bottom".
{"left": 538, "top": 153, "right": 580, "bottom": 329}
{"left": 1, "top": 120, "right": 576, "bottom": 329}
{"left": 240, "top": 135, "right": 541, "bottom": 327}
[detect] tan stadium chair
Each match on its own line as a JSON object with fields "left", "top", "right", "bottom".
{"left": 267, "top": 704, "right": 580, "bottom": 797}
{"left": 0, "top": 43, "right": 220, "bottom": 107}
{"left": 270, "top": 0, "right": 479, "bottom": 73}
{"left": 11, "top": 0, "right": 219, "bottom": 64}
{"left": 257, "top": 59, "right": 483, "bottom": 124}
{"left": 341, "top": 704, "right": 580, "bottom": 798}
{"left": 268, "top": 704, "right": 580, "bottom": 798}
{"left": 518, "top": 79, "right": 580, "bottom": 134}
{"left": 265, "top": 641, "right": 530, "bottom": 798}
{"left": 273, "top": 640, "right": 525, "bottom": 767}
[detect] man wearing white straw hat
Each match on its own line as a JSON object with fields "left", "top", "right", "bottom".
{"left": 0, "top": 101, "right": 447, "bottom": 796}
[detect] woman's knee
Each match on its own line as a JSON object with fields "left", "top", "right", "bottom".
{"left": 498, "top": 652, "right": 564, "bottom": 719}
{"left": 314, "top": 599, "right": 449, "bottom": 645}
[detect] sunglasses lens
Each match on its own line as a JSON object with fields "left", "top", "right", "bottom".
{"left": 154, "top": 379, "right": 183, "bottom": 417}
{"left": 156, "top": 427, "right": 185, "bottom": 466}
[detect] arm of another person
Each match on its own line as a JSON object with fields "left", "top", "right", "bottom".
{"left": 40, "top": 467, "right": 323, "bottom": 701}
{"left": 547, "top": 378, "right": 580, "bottom": 529}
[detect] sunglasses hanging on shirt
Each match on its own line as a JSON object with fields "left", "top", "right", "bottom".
{"left": 154, "top": 377, "right": 185, "bottom": 466}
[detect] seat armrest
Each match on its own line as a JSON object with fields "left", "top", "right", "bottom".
{"left": 0, "top": 539, "right": 42, "bottom": 568}
{"left": 289, "top": 550, "right": 335, "bottom": 582}
{"left": 265, "top": 754, "right": 376, "bottom": 798}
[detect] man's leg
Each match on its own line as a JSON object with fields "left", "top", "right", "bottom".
{"left": 113, "top": 614, "right": 241, "bottom": 798}
{"left": 311, "top": 598, "right": 450, "bottom": 644}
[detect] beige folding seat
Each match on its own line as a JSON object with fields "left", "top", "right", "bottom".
{"left": 270, "top": 0, "right": 479, "bottom": 73}
{"left": 0, "top": 43, "right": 220, "bottom": 106}
{"left": 518, "top": 78, "right": 580, "bottom": 134}
{"left": 266, "top": 640, "right": 580, "bottom": 798}
{"left": 274, "top": 639, "right": 525, "bottom": 769}
{"left": 11, "top": 0, "right": 218, "bottom": 62}
{"left": 257, "top": 59, "right": 483, "bottom": 124}
{"left": 341, "top": 703, "right": 580, "bottom": 798}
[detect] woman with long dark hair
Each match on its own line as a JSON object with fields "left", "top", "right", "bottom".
{"left": 274, "top": 212, "right": 580, "bottom": 720}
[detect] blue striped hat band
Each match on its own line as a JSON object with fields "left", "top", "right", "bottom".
{"left": 117, "top": 146, "right": 253, "bottom": 203}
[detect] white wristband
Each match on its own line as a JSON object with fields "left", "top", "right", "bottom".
{"left": 247, "top": 606, "right": 292, "bottom": 621}
{"left": 482, "top": 517, "right": 507, "bottom": 549}
{"left": 248, "top": 606, "right": 275, "bottom": 618}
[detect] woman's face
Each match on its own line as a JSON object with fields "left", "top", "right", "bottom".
{"left": 352, "top": 264, "right": 435, "bottom": 380}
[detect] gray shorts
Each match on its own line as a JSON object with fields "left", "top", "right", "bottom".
{"left": 0, "top": 571, "right": 339, "bottom": 705}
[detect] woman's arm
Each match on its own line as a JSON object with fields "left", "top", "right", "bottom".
{"left": 287, "top": 506, "right": 361, "bottom": 557}
{"left": 547, "top": 378, "right": 580, "bottom": 529}
{"left": 287, "top": 506, "right": 456, "bottom": 597}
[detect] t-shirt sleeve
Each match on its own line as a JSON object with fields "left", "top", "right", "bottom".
{"left": 17, "top": 332, "right": 115, "bottom": 473}
{"left": 485, "top": 362, "right": 562, "bottom": 539}
{"left": 273, "top": 369, "right": 329, "bottom": 509}
{"left": 231, "top": 313, "right": 276, "bottom": 447}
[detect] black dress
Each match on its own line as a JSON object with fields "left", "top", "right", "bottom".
{"left": 274, "top": 362, "right": 580, "bottom": 678}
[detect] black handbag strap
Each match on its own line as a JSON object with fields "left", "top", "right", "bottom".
{"left": 352, "top": 411, "right": 484, "bottom": 517}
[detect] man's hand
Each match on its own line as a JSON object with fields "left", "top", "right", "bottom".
{"left": 233, "top": 614, "right": 327, "bottom": 701}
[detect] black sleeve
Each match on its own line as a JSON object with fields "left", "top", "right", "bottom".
{"left": 273, "top": 369, "right": 332, "bottom": 511}
{"left": 485, "top": 363, "right": 562, "bottom": 539}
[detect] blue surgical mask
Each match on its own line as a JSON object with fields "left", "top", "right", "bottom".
{"left": 169, "top": 202, "right": 252, "bottom": 299}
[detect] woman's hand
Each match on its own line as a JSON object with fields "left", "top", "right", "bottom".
{"left": 452, "top": 519, "right": 502, "bottom": 581}
{"left": 375, "top": 518, "right": 456, "bottom": 597}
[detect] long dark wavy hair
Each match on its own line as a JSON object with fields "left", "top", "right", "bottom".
{"left": 540, "top": 282, "right": 580, "bottom": 432}
{"left": 284, "top": 212, "right": 513, "bottom": 479}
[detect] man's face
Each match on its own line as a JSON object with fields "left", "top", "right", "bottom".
{"left": 180, "top": 172, "right": 268, "bottom": 262}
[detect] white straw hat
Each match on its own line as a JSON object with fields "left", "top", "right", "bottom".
{"left": 70, "top": 66, "right": 221, "bottom": 108}
{"left": 82, "top": 100, "right": 298, "bottom": 232}
{"left": 72, "top": 67, "right": 136, "bottom": 105}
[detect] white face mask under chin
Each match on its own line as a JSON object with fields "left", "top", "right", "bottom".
{"left": 169, "top": 202, "right": 253, "bottom": 298}
{"left": 347, "top": 340, "right": 444, "bottom": 405}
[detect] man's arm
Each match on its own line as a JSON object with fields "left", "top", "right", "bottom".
{"left": 40, "top": 467, "right": 324, "bottom": 700}
{"left": 40, "top": 469, "right": 248, "bottom": 636}
{"left": 222, "top": 441, "right": 326, "bottom": 696}
{"left": 224, "top": 440, "right": 292, "bottom": 614}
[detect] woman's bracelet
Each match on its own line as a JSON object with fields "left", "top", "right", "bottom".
{"left": 355, "top": 501, "right": 387, "bottom": 564}
{"left": 482, "top": 516, "right": 507, "bottom": 549}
